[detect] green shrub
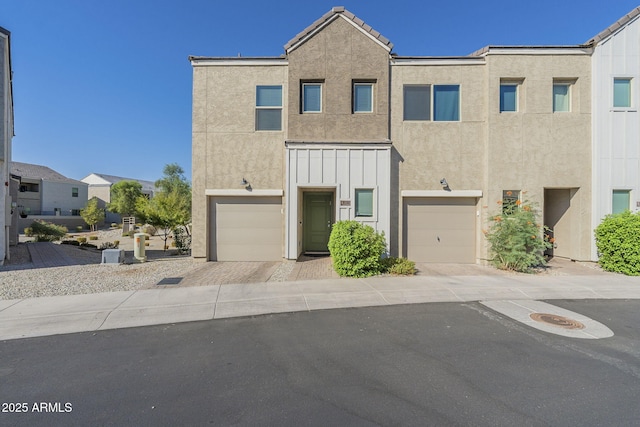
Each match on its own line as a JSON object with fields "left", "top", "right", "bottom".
{"left": 76, "top": 225, "right": 84, "bottom": 232}
{"left": 328, "top": 220, "right": 386, "bottom": 278}
{"left": 485, "top": 199, "right": 551, "bottom": 273}
{"left": 113, "top": 240, "right": 120, "bottom": 247}
{"left": 77, "top": 237, "right": 87, "bottom": 244}
{"left": 89, "top": 236, "right": 98, "bottom": 241}
{"left": 173, "top": 227, "right": 192, "bottom": 255}
{"left": 29, "top": 220, "right": 68, "bottom": 242}
{"left": 595, "top": 210, "right": 640, "bottom": 275}
{"left": 24, "top": 227, "right": 33, "bottom": 236}
{"left": 381, "top": 257, "right": 416, "bottom": 275}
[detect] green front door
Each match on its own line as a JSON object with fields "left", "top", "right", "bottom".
{"left": 303, "top": 192, "right": 333, "bottom": 253}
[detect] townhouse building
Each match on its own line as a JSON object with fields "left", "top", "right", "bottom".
{"left": 190, "top": 6, "right": 621, "bottom": 264}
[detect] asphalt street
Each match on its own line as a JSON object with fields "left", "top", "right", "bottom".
{"left": 1, "top": 300, "right": 639, "bottom": 426}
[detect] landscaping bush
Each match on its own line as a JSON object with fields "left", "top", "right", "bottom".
{"left": 173, "top": 227, "right": 192, "bottom": 255}
{"left": 328, "top": 220, "right": 386, "bottom": 278}
{"left": 76, "top": 225, "right": 84, "bottom": 232}
{"left": 381, "top": 257, "right": 416, "bottom": 275}
{"left": 99, "top": 241, "right": 119, "bottom": 250}
{"left": 485, "top": 198, "right": 551, "bottom": 273}
{"left": 595, "top": 210, "right": 640, "bottom": 275}
{"left": 89, "top": 236, "right": 98, "bottom": 241}
{"left": 113, "top": 240, "right": 120, "bottom": 247}
{"left": 24, "top": 227, "right": 33, "bottom": 236}
{"left": 28, "top": 220, "right": 67, "bottom": 242}
{"left": 77, "top": 237, "right": 87, "bottom": 244}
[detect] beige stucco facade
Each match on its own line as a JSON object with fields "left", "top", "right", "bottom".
{"left": 190, "top": 7, "right": 596, "bottom": 264}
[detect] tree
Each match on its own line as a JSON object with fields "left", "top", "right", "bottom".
{"left": 108, "top": 180, "right": 143, "bottom": 218}
{"left": 154, "top": 163, "right": 191, "bottom": 233}
{"left": 137, "top": 191, "right": 188, "bottom": 251}
{"left": 80, "top": 197, "right": 105, "bottom": 232}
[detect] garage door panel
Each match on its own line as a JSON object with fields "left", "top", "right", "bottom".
{"left": 210, "top": 196, "right": 282, "bottom": 261}
{"left": 404, "top": 197, "right": 476, "bottom": 263}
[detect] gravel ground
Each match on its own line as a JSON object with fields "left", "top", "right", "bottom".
{"left": 0, "top": 229, "right": 199, "bottom": 300}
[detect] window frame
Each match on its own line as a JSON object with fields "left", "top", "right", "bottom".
{"left": 499, "top": 83, "right": 518, "bottom": 112}
{"left": 403, "top": 85, "right": 431, "bottom": 121}
{"left": 354, "top": 188, "right": 376, "bottom": 219}
{"left": 552, "top": 80, "right": 572, "bottom": 113}
{"left": 613, "top": 77, "right": 632, "bottom": 109}
{"left": 72, "top": 187, "right": 79, "bottom": 198}
{"left": 301, "top": 82, "right": 322, "bottom": 113}
{"left": 255, "top": 85, "right": 283, "bottom": 131}
{"left": 353, "top": 82, "right": 374, "bottom": 113}
{"left": 401, "top": 84, "right": 460, "bottom": 121}
{"left": 612, "top": 189, "right": 631, "bottom": 214}
{"left": 502, "top": 190, "right": 521, "bottom": 213}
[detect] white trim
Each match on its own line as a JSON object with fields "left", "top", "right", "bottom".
{"left": 401, "top": 190, "right": 483, "bottom": 198}
{"left": 190, "top": 59, "right": 287, "bottom": 67}
{"left": 479, "top": 48, "right": 591, "bottom": 56}
{"left": 392, "top": 58, "right": 485, "bottom": 66}
{"left": 205, "top": 189, "right": 283, "bottom": 197}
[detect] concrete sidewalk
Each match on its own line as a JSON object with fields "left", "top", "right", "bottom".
{"left": 2, "top": 273, "right": 639, "bottom": 341}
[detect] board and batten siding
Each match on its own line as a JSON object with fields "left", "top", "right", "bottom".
{"left": 592, "top": 14, "right": 640, "bottom": 260}
{"left": 285, "top": 144, "right": 391, "bottom": 259}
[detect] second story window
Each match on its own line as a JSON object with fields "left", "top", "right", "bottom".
{"left": 402, "top": 84, "right": 460, "bottom": 121}
{"left": 613, "top": 78, "right": 632, "bottom": 108}
{"left": 353, "top": 82, "right": 374, "bottom": 113}
{"left": 500, "top": 84, "right": 518, "bottom": 112}
{"left": 302, "top": 82, "right": 322, "bottom": 113}
{"left": 433, "top": 85, "right": 460, "bottom": 121}
{"left": 553, "top": 80, "right": 572, "bottom": 112}
{"left": 403, "top": 85, "right": 430, "bottom": 120}
{"left": 255, "top": 85, "right": 282, "bottom": 131}
{"left": 72, "top": 187, "right": 79, "bottom": 197}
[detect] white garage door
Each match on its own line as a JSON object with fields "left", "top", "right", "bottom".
{"left": 209, "top": 197, "right": 282, "bottom": 261}
{"left": 404, "top": 197, "right": 476, "bottom": 263}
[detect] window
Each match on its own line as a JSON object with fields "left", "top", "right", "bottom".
{"left": 355, "top": 189, "right": 374, "bottom": 217}
{"left": 72, "top": 187, "right": 78, "bottom": 197}
{"left": 403, "top": 85, "right": 430, "bottom": 120}
{"left": 255, "top": 85, "right": 282, "bottom": 131}
{"left": 500, "top": 84, "right": 518, "bottom": 112}
{"left": 353, "top": 82, "right": 373, "bottom": 113}
{"left": 553, "top": 82, "right": 571, "bottom": 112}
{"left": 433, "top": 85, "right": 460, "bottom": 121}
{"left": 71, "top": 209, "right": 80, "bottom": 216}
{"left": 502, "top": 190, "right": 520, "bottom": 213}
{"left": 613, "top": 78, "right": 631, "bottom": 108}
{"left": 302, "top": 83, "right": 322, "bottom": 113}
{"left": 402, "top": 84, "right": 459, "bottom": 121}
{"left": 612, "top": 190, "right": 630, "bottom": 214}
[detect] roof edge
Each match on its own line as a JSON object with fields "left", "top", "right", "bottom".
{"left": 585, "top": 6, "right": 640, "bottom": 46}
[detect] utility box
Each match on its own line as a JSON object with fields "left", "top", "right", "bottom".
{"left": 134, "top": 233, "right": 147, "bottom": 262}
{"left": 102, "top": 249, "right": 125, "bottom": 264}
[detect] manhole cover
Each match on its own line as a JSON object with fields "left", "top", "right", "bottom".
{"left": 530, "top": 313, "right": 585, "bottom": 329}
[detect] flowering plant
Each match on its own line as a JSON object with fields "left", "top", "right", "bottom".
{"left": 484, "top": 196, "right": 552, "bottom": 273}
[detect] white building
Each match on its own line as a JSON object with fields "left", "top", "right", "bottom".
{"left": 589, "top": 6, "right": 640, "bottom": 259}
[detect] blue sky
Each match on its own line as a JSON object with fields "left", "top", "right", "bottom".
{"left": 3, "top": 0, "right": 639, "bottom": 182}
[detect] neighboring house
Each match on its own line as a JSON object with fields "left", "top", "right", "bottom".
{"left": 0, "top": 26, "right": 14, "bottom": 264}
{"left": 588, "top": 6, "right": 640, "bottom": 260}
{"left": 80, "top": 173, "right": 156, "bottom": 223}
{"left": 189, "top": 7, "right": 617, "bottom": 263}
{"left": 11, "top": 162, "right": 88, "bottom": 221}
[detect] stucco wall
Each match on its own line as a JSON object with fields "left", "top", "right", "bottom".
{"left": 391, "top": 62, "right": 486, "bottom": 258}
{"left": 485, "top": 53, "right": 592, "bottom": 260}
{"left": 41, "top": 181, "right": 88, "bottom": 214}
{"left": 287, "top": 16, "right": 390, "bottom": 142}
{"left": 191, "top": 63, "right": 287, "bottom": 259}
